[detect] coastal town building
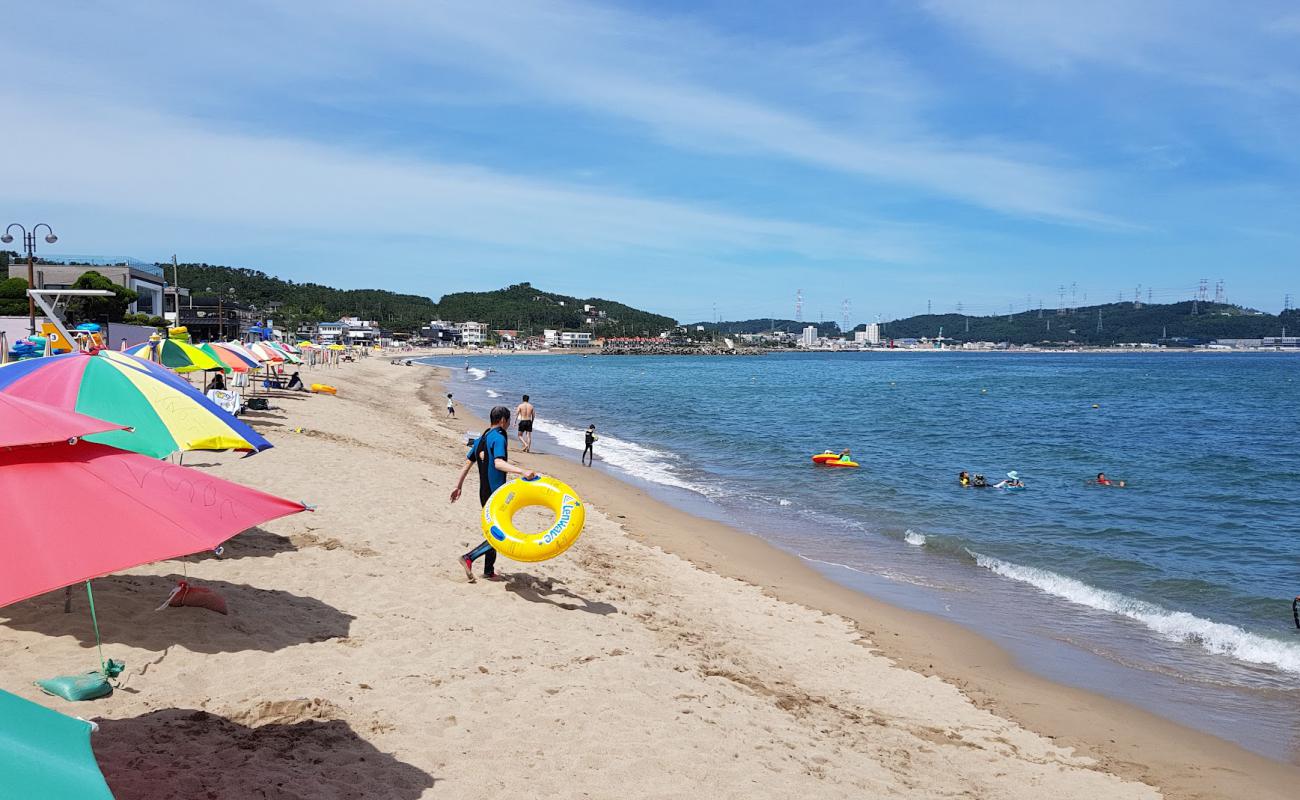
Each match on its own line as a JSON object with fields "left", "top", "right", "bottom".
{"left": 175, "top": 294, "right": 250, "bottom": 341}
{"left": 800, "top": 325, "right": 818, "bottom": 347}
{"left": 419, "top": 321, "right": 458, "bottom": 346}
{"left": 456, "top": 321, "right": 487, "bottom": 346}
{"left": 8, "top": 257, "right": 167, "bottom": 317}
{"left": 559, "top": 331, "right": 593, "bottom": 347}
{"left": 855, "top": 322, "right": 881, "bottom": 345}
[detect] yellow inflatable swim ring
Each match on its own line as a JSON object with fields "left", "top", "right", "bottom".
{"left": 481, "top": 475, "right": 586, "bottom": 562}
{"left": 310, "top": 383, "right": 338, "bottom": 394}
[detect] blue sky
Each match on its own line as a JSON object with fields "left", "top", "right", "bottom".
{"left": 3, "top": 1, "right": 1297, "bottom": 322}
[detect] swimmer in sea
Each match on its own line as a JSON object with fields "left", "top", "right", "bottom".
{"left": 972, "top": 474, "right": 988, "bottom": 488}
{"left": 994, "top": 470, "right": 1024, "bottom": 489}
{"left": 1095, "top": 472, "right": 1126, "bottom": 487}
{"left": 959, "top": 470, "right": 971, "bottom": 487}
{"left": 838, "top": 448, "right": 853, "bottom": 464}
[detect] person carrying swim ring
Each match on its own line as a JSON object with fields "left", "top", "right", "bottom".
{"left": 449, "top": 405, "right": 536, "bottom": 582}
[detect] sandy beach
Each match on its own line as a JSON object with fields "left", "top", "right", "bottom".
{"left": 2, "top": 355, "right": 1295, "bottom": 799}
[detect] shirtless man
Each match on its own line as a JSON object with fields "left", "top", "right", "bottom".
{"left": 515, "top": 394, "right": 536, "bottom": 453}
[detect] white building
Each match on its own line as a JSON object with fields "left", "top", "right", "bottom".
{"left": 543, "top": 329, "right": 559, "bottom": 346}
{"left": 457, "top": 321, "right": 487, "bottom": 346}
{"left": 800, "top": 325, "right": 818, "bottom": 347}
{"left": 559, "top": 331, "right": 593, "bottom": 347}
{"left": 854, "top": 323, "right": 881, "bottom": 346}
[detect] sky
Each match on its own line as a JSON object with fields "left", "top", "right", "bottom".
{"left": 2, "top": 0, "right": 1298, "bottom": 323}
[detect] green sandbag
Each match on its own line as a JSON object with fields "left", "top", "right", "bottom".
{"left": 36, "top": 659, "right": 124, "bottom": 702}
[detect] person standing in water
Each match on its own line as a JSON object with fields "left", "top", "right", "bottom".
{"left": 582, "top": 424, "right": 596, "bottom": 466}
{"left": 449, "top": 405, "right": 535, "bottom": 582}
{"left": 516, "top": 394, "right": 536, "bottom": 453}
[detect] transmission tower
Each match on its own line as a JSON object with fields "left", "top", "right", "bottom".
{"left": 1198, "top": 278, "right": 1209, "bottom": 303}
{"left": 1057, "top": 285, "right": 1066, "bottom": 315}
{"left": 841, "top": 299, "right": 851, "bottom": 336}
{"left": 1070, "top": 282, "right": 1078, "bottom": 313}
{"left": 795, "top": 289, "right": 803, "bottom": 323}
{"left": 1215, "top": 280, "right": 1225, "bottom": 303}
{"left": 956, "top": 301, "right": 963, "bottom": 314}
{"left": 1097, "top": 308, "right": 1103, "bottom": 333}
{"left": 1286, "top": 293, "right": 1294, "bottom": 312}
{"left": 927, "top": 299, "right": 932, "bottom": 315}
{"left": 1147, "top": 287, "right": 1153, "bottom": 304}
{"left": 1134, "top": 285, "right": 1142, "bottom": 309}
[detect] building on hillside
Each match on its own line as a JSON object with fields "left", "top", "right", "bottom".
{"left": 9, "top": 257, "right": 167, "bottom": 317}
{"left": 543, "top": 329, "right": 558, "bottom": 347}
{"left": 315, "top": 321, "right": 345, "bottom": 343}
{"left": 456, "top": 321, "right": 487, "bottom": 346}
{"left": 800, "top": 325, "right": 818, "bottom": 347}
{"left": 559, "top": 331, "right": 593, "bottom": 348}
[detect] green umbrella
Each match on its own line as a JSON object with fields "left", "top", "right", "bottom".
{"left": 0, "top": 689, "right": 113, "bottom": 799}
{"left": 124, "top": 339, "right": 222, "bottom": 373}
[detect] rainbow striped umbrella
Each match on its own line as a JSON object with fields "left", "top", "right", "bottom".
{"left": 199, "top": 342, "right": 251, "bottom": 373}
{"left": 219, "top": 340, "right": 263, "bottom": 364}
{"left": 0, "top": 352, "right": 271, "bottom": 458}
{"left": 266, "top": 342, "right": 303, "bottom": 364}
{"left": 125, "top": 338, "right": 222, "bottom": 373}
{"left": 246, "top": 341, "right": 284, "bottom": 363}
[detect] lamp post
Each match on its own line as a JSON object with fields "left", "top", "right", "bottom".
{"left": 2, "top": 223, "right": 58, "bottom": 335}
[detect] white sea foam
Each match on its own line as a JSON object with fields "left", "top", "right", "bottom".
{"left": 485, "top": 389, "right": 501, "bottom": 398}
{"left": 972, "top": 553, "right": 1300, "bottom": 675}
{"left": 778, "top": 499, "right": 793, "bottom": 507}
{"left": 541, "top": 419, "right": 706, "bottom": 495}
{"left": 903, "top": 530, "right": 926, "bottom": 546}
{"left": 466, "top": 367, "right": 488, "bottom": 381}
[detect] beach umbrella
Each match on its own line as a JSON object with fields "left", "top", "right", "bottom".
{"left": 0, "top": 689, "right": 113, "bottom": 799}
{"left": 266, "top": 342, "right": 303, "bottom": 364}
{"left": 124, "top": 339, "right": 222, "bottom": 373}
{"left": 246, "top": 341, "right": 284, "bottom": 363}
{"left": 215, "top": 340, "right": 261, "bottom": 363}
{"left": 0, "top": 435, "right": 307, "bottom": 609}
{"left": 0, "top": 393, "right": 126, "bottom": 448}
{"left": 0, "top": 352, "right": 271, "bottom": 459}
{"left": 197, "top": 342, "right": 250, "bottom": 374}
{"left": 327, "top": 344, "right": 346, "bottom": 351}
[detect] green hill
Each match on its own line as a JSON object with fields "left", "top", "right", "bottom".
{"left": 172, "top": 265, "right": 674, "bottom": 336}
{"left": 875, "top": 301, "right": 1298, "bottom": 345}
{"left": 434, "top": 282, "right": 676, "bottom": 337}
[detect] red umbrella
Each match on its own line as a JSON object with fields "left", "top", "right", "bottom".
{"left": 0, "top": 428, "right": 307, "bottom": 610}
{"left": 0, "top": 393, "right": 126, "bottom": 448}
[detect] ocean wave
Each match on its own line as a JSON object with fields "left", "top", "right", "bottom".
{"left": 778, "top": 499, "right": 793, "bottom": 507}
{"left": 903, "top": 530, "right": 926, "bottom": 546}
{"left": 972, "top": 553, "right": 1300, "bottom": 674}
{"left": 541, "top": 419, "right": 707, "bottom": 495}
{"left": 485, "top": 389, "right": 501, "bottom": 398}
{"left": 466, "top": 367, "right": 487, "bottom": 381}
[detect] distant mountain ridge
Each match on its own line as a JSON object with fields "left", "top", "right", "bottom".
{"left": 700, "top": 302, "right": 1298, "bottom": 345}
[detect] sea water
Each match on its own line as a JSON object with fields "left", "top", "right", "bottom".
{"left": 430, "top": 352, "right": 1300, "bottom": 760}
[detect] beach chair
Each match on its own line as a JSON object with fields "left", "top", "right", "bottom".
{"left": 0, "top": 688, "right": 114, "bottom": 799}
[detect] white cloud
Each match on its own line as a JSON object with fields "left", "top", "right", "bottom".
{"left": 0, "top": 94, "right": 920, "bottom": 265}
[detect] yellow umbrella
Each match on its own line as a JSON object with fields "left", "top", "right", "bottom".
{"left": 327, "top": 344, "right": 346, "bottom": 351}
{"left": 124, "top": 338, "right": 223, "bottom": 373}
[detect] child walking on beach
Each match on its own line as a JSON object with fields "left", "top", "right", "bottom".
{"left": 449, "top": 405, "right": 536, "bottom": 582}
{"left": 446, "top": 393, "right": 455, "bottom": 417}
{"left": 582, "top": 424, "right": 596, "bottom": 466}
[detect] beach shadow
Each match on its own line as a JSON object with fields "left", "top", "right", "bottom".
{"left": 240, "top": 409, "right": 287, "bottom": 420}
{"left": 94, "top": 708, "right": 435, "bottom": 800}
{"left": 0, "top": 574, "right": 354, "bottom": 654}
{"left": 185, "top": 526, "right": 299, "bottom": 561}
{"left": 503, "top": 574, "right": 618, "bottom": 616}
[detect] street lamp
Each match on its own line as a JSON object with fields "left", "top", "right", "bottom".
{"left": 2, "top": 222, "right": 58, "bottom": 335}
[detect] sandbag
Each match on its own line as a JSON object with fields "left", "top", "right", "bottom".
{"left": 159, "top": 581, "right": 228, "bottom": 615}
{"left": 36, "top": 659, "right": 124, "bottom": 702}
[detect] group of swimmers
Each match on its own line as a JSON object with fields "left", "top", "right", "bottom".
{"left": 958, "top": 470, "right": 1125, "bottom": 489}
{"left": 958, "top": 470, "right": 1023, "bottom": 489}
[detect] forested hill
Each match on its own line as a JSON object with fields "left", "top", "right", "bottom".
{"left": 434, "top": 283, "right": 676, "bottom": 336}
{"left": 172, "top": 265, "right": 674, "bottom": 335}
{"left": 876, "top": 301, "right": 1299, "bottom": 345}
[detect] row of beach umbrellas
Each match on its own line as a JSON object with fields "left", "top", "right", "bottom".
{"left": 0, "top": 345, "right": 314, "bottom": 797}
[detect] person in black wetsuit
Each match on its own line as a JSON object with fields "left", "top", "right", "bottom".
{"left": 582, "top": 424, "right": 596, "bottom": 466}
